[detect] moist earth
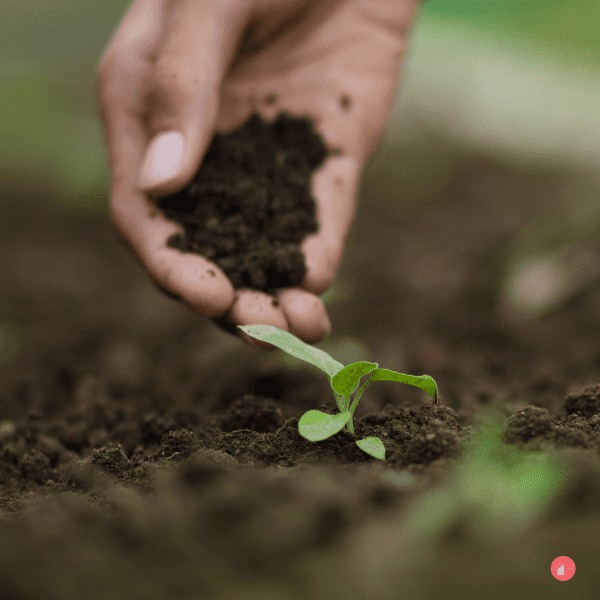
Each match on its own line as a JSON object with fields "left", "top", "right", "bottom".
{"left": 1, "top": 127, "right": 600, "bottom": 598}
{"left": 157, "top": 112, "right": 326, "bottom": 296}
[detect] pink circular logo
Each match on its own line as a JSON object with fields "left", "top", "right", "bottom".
{"left": 551, "top": 556, "right": 576, "bottom": 581}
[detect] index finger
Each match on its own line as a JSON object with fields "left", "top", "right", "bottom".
{"left": 96, "top": 0, "right": 234, "bottom": 316}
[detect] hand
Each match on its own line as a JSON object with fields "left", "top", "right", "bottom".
{"left": 96, "top": 0, "right": 421, "bottom": 350}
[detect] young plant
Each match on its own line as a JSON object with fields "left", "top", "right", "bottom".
{"left": 238, "top": 324, "right": 438, "bottom": 461}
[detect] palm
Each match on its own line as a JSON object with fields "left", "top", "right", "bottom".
{"left": 219, "top": 0, "right": 411, "bottom": 173}
{"left": 213, "top": 1, "right": 415, "bottom": 343}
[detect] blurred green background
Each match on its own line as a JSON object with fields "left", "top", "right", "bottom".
{"left": 1, "top": 0, "right": 599, "bottom": 214}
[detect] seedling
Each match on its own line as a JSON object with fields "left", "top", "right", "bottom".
{"left": 239, "top": 324, "right": 438, "bottom": 461}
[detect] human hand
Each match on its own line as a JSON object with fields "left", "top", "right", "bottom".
{"left": 96, "top": 0, "right": 421, "bottom": 350}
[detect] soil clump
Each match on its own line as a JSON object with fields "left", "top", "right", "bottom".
{"left": 157, "top": 112, "right": 327, "bottom": 295}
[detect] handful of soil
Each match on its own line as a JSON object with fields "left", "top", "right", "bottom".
{"left": 157, "top": 112, "right": 329, "bottom": 295}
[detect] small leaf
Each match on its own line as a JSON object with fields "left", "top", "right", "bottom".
{"left": 331, "top": 361, "right": 378, "bottom": 397}
{"left": 239, "top": 325, "right": 344, "bottom": 379}
{"left": 356, "top": 437, "right": 386, "bottom": 461}
{"left": 369, "top": 369, "right": 438, "bottom": 403}
{"left": 298, "top": 410, "right": 352, "bottom": 442}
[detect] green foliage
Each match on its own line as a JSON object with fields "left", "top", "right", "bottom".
{"left": 395, "top": 409, "right": 570, "bottom": 548}
{"left": 239, "top": 325, "right": 438, "bottom": 461}
{"left": 421, "top": 0, "right": 600, "bottom": 70}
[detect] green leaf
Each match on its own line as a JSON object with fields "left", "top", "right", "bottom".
{"left": 239, "top": 325, "right": 344, "bottom": 379}
{"left": 298, "top": 410, "right": 352, "bottom": 442}
{"left": 369, "top": 369, "right": 438, "bottom": 403}
{"left": 356, "top": 437, "right": 386, "bottom": 461}
{"left": 331, "top": 361, "right": 378, "bottom": 397}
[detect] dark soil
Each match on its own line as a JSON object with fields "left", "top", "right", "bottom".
{"left": 158, "top": 112, "right": 326, "bottom": 295}
{"left": 2, "top": 129, "right": 600, "bottom": 598}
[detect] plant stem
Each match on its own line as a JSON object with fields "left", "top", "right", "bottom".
{"left": 348, "top": 378, "right": 371, "bottom": 417}
{"left": 342, "top": 378, "right": 374, "bottom": 436}
{"left": 334, "top": 391, "right": 347, "bottom": 413}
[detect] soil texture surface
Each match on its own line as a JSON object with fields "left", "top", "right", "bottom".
{"left": 158, "top": 112, "right": 325, "bottom": 295}
{"left": 2, "top": 132, "right": 600, "bottom": 598}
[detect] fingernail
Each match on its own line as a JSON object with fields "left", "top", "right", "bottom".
{"left": 138, "top": 130, "right": 185, "bottom": 190}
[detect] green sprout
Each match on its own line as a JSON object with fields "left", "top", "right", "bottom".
{"left": 238, "top": 324, "right": 439, "bottom": 461}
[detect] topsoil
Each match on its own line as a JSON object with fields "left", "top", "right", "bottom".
{"left": 1, "top": 114, "right": 600, "bottom": 599}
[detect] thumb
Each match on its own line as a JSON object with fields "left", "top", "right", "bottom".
{"left": 137, "top": 0, "right": 253, "bottom": 196}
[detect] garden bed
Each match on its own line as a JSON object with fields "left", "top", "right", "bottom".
{"left": 1, "top": 133, "right": 600, "bottom": 598}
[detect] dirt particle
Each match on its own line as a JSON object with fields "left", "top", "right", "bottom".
{"left": 157, "top": 429, "right": 200, "bottom": 460}
{"left": 404, "top": 420, "right": 462, "bottom": 466}
{"left": 167, "top": 231, "right": 186, "bottom": 250}
{"left": 19, "top": 448, "right": 52, "bottom": 484}
{"left": 564, "top": 384, "right": 600, "bottom": 419}
{"left": 88, "top": 442, "right": 129, "bottom": 477}
{"left": 502, "top": 406, "right": 554, "bottom": 444}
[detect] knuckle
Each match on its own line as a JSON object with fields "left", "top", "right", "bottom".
{"left": 147, "top": 61, "right": 196, "bottom": 110}
{"left": 95, "top": 51, "right": 127, "bottom": 108}
{"left": 143, "top": 51, "right": 213, "bottom": 134}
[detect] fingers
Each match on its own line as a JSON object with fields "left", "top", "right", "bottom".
{"left": 232, "top": 287, "right": 331, "bottom": 350}
{"left": 96, "top": 0, "right": 249, "bottom": 317}
{"left": 278, "top": 288, "right": 331, "bottom": 342}
{"left": 111, "top": 194, "right": 235, "bottom": 316}
{"left": 301, "top": 153, "right": 360, "bottom": 295}
{"left": 208, "top": 283, "right": 331, "bottom": 350}
{"left": 96, "top": 0, "right": 166, "bottom": 204}
{"left": 137, "top": 0, "right": 254, "bottom": 196}
{"left": 97, "top": 0, "right": 364, "bottom": 348}
{"left": 231, "top": 290, "right": 290, "bottom": 351}
{"left": 232, "top": 154, "right": 357, "bottom": 348}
